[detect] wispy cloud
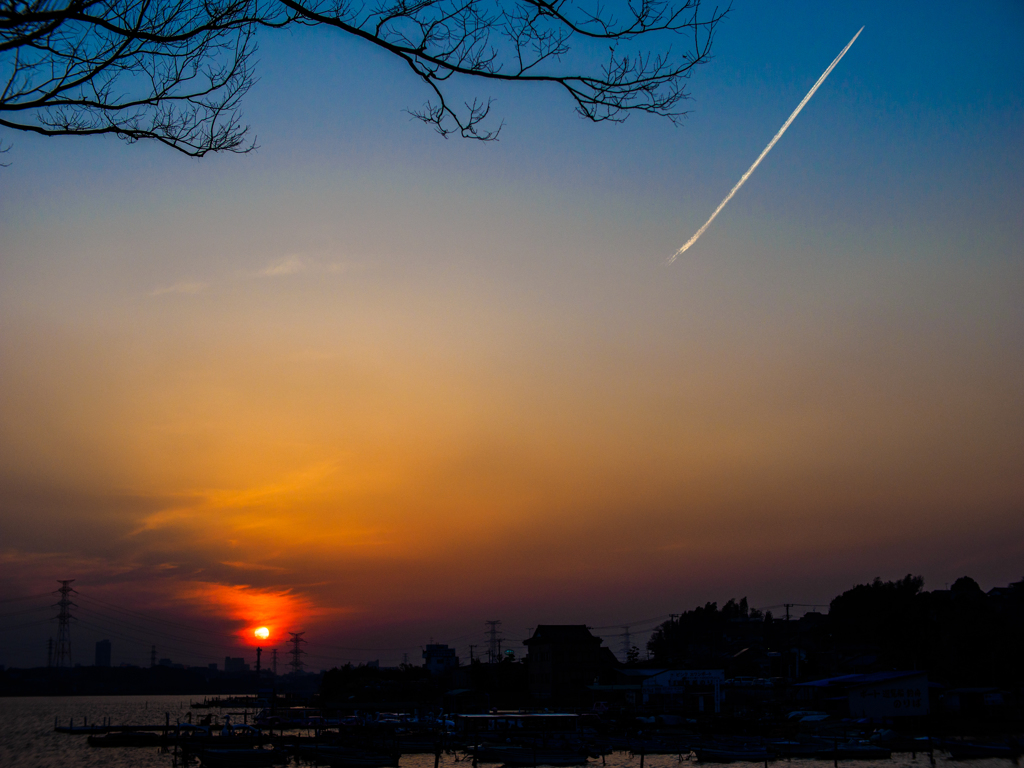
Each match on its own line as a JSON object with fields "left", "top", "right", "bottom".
{"left": 150, "top": 281, "right": 208, "bottom": 296}
{"left": 259, "top": 253, "right": 358, "bottom": 278}
{"left": 221, "top": 560, "right": 288, "bottom": 573}
{"left": 175, "top": 581, "right": 347, "bottom": 642}
{"left": 261, "top": 255, "right": 305, "bottom": 276}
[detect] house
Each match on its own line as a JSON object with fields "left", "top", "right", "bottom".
{"left": 523, "top": 625, "right": 618, "bottom": 701}
{"left": 642, "top": 669, "right": 725, "bottom": 713}
{"left": 796, "top": 671, "right": 929, "bottom": 717}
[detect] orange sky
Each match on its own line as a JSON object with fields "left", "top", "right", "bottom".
{"left": 1, "top": 238, "right": 1021, "bottom": 665}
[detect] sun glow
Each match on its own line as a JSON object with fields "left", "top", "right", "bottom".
{"left": 176, "top": 582, "right": 325, "bottom": 646}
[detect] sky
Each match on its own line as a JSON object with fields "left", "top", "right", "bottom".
{"left": 1, "top": 1, "right": 1022, "bottom": 670}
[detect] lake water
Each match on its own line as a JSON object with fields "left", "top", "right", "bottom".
{"left": 0, "top": 696, "right": 1017, "bottom": 768}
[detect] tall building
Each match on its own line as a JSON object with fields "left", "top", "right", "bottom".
{"left": 95, "top": 639, "right": 111, "bottom": 667}
{"left": 422, "top": 644, "right": 459, "bottom": 675}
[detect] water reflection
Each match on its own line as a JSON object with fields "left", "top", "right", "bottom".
{"left": 0, "top": 697, "right": 1017, "bottom": 768}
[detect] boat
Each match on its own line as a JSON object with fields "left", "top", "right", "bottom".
{"left": 694, "top": 746, "right": 773, "bottom": 763}
{"left": 626, "top": 738, "right": 693, "bottom": 755}
{"left": 87, "top": 731, "right": 166, "bottom": 747}
{"left": 869, "top": 731, "right": 933, "bottom": 753}
{"left": 813, "top": 742, "right": 891, "bottom": 760}
{"left": 394, "top": 736, "right": 444, "bottom": 754}
{"left": 943, "top": 741, "right": 1016, "bottom": 760}
{"left": 297, "top": 744, "right": 402, "bottom": 767}
{"left": 766, "top": 740, "right": 822, "bottom": 758}
{"left": 197, "top": 746, "right": 282, "bottom": 767}
{"left": 470, "top": 744, "right": 591, "bottom": 766}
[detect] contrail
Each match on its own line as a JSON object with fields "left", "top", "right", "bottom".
{"left": 669, "top": 27, "right": 863, "bottom": 264}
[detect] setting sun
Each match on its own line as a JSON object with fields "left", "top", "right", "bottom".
{"left": 254, "top": 626, "right": 270, "bottom": 640}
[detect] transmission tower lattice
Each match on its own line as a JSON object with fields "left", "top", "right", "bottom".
{"left": 485, "top": 620, "right": 502, "bottom": 663}
{"left": 621, "top": 626, "right": 631, "bottom": 662}
{"left": 53, "top": 580, "right": 76, "bottom": 668}
{"left": 288, "top": 632, "right": 306, "bottom": 673}
{"left": 271, "top": 648, "right": 278, "bottom": 676}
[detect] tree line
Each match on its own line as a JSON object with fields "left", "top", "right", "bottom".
{"left": 646, "top": 575, "right": 1024, "bottom": 686}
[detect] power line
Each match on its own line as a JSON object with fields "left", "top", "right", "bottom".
{"left": 589, "top": 614, "right": 671, "bottom": 630}
{"left": 758, "top": 603, "right": 827, "bottom": 620}
{"left": 76, "top": 605, "right": 239, "bottom": 652}
{"left": 5, "top": 584, "right": 296, "bottom": 668}
{"left": 304, "top": 640, "right": 417, "bottom": 652}
{"left": 73, "top": 618, "right": 236, "bottom": 664}
{"left": 0, "top": 618, "right": 55, "bottom": 633}
{"left": 0, "top": 605, "right": 54, "bottom": 620}
{"left": 76, "top": 593, "right": 242, "bottom": 639}
{"left": 485, "top": 620, "right": 502, "bottom": 663}
{"left": 302, "top": 629, "right": 478, "bottom": 654}
{"left": 0, "top": 592, "right": 54, "bottom": 604}
{"left": 74, "top": 617, "right": 235, "bottom": 655}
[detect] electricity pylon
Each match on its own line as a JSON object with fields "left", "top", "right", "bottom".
{"left": 288, "top": 632, "right": 306, "bottom": 673}
{"left": 53, "top": 580, "right": 76, "bottom": 668}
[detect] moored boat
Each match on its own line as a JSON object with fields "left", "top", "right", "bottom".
{"left": 767, "top": 740, "right": 821, "bottom": 758}
{"left": 87, "top": 731, "right": 165, "bottom": 747}
{"left": 297, "top": 744, "right": 402, "bottom": 767}
{"left": 694, "top": 746, "right": 773, "bottom": 763}
{"left": 813, "top": 743, "right": 891, "bottom": 760}
{"left": 943, "top": 741, "right": 1016, "bottom": 760}
{"left": 198, "top": 746, "right": 282, "bottom": 767}
{"left": 471, "top": 744, "right": 591, "bottom": 766}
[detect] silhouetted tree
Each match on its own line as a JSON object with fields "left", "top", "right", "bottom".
{"left": 645, "top": 577, "right": 1023, "bottom": 688}
{"left": 827, "top": 574, "right": 924, "bottom": 668}
{"left": 321, "top": 661, "right": 433, "bottom": 703}
{"left": 626, "top": 645, "right": 640, "bottom": 665}
{"left": 824, "top": 574, "right": 1024, "bottom": 685}
{"left": 1, "top": 0, "right": 729, "bottom": 155}
{"left": 647, "top": 597, "right": 761, "bottom": 665}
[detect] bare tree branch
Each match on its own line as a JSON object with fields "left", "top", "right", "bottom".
{"left": 0, "top": 0, "right": 728, "bottom": 154}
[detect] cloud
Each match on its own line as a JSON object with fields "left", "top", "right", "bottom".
{"left": 175, "top": 580, "right": 347, "bottom": 644}
{"left": 150, "top": 281, "right": 208, "bottom": 296}
{"left": 259, "top": 254, "right": 359, "bottom": 278}
{"left": 220, "top": 560, "right": 288, "bottom": 573}
{"left": 260, "top": 255, "right": 305, "bottom": 276}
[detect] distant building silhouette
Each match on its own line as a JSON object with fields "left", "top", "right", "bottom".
{"left": 423, "top": 644, "right": 459, "bottom": 675}
{"left": 523, "top": 625, "right": 618, "bottom": 701}
{"left": 95, "top": 639, "right": 111, "bottom": 667}
{"left": 224, "top": 657, "right": 249, "bottom": 673}
{"left": 796, "top": 670, "right": 929, "bottom": 718}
